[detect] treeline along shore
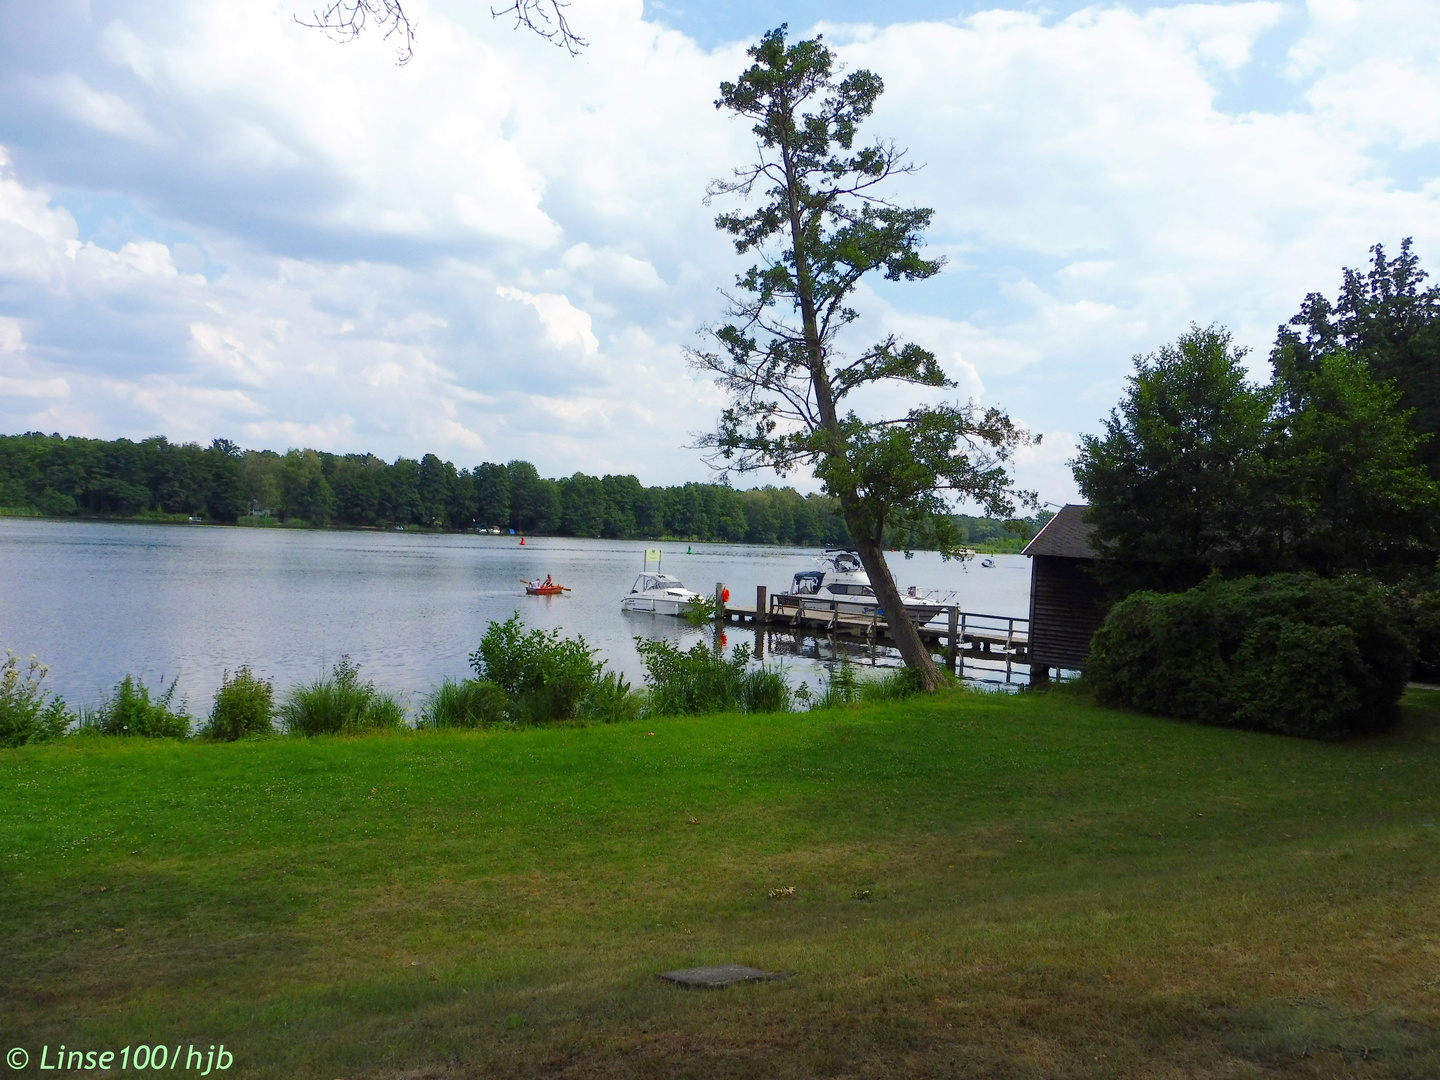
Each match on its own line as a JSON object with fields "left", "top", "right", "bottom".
{"left": 0, "top": 432, "right": 1041, "bottom": 548}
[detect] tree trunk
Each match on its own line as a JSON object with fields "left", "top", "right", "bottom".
{"left": 847, "top": 521, "right": 944, "bottom": 691}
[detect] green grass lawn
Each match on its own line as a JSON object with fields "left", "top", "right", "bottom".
{"left": 3, "top": 687, "right": 1439, "bottom": 1079}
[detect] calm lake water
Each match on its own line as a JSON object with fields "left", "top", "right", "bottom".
{"left": 0, "top": 518, "right": 1034, "bottom": 711}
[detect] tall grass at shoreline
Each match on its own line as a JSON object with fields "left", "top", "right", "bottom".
{"left": 279, "top": 657, "right": 404, "bottom": 736}
{"left": 4, "top": 618, "right": 924, "bottom": 747}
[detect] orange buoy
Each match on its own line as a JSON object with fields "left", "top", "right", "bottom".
{"left": 519, "top": 537, "right": 525, "bottom": 545}
{"left": 721, "top": 587, "right": 730, "bottom": 603}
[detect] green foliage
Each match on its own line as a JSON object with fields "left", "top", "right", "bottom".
{"left": 858, "top": 666, "right": 924, "bottom": 704}
{"left": 203, "top": 667, "right": 275, "bottom": 741}
{"left": 579, "top": 671, "right": 645, "bottom": 725}
{"left": 739, "top": 665, "right": 791, "bottom": 714}
{"left": 684, "top": 593, "right": 718, "bottom": 626}
{"left": 79, "top": 675, "right": 191, "bottom": 738}
{"left": 0, "top": 651, "right": 73, "bottom": 747}
{"left": 1273, "top": 237, "right": 1440, "bottom": 477}
{"left": 636, "top": 639, "right": 790, "bottom": 716}
{"left": 0, "top": 433, "right": 852, "bottom": 545}
{"left": 470, "top": 614, "right": 601, "bottom": 724}
{"left": 814, "top": 661, "right": 861, "bottom": 710}
{"left": 1076, "top": 325, "right": 1440, "bottom": 587}
{"left": 1264, "top": 351, "right": 1438, "bottom": 576}
{"left": 1075, "top": 325, "right": 1275, "bottom": 589}
{"left": 809, "top": 662, "right": 921, "bottom": 711}
{"left": 419, "top": 678, "right": 509, "bottom": 729}
{"left": 1087, "top": 574, "right": 1411, "bottom": 739}
{"left": 279, "top": 657, "right": 404, "bottom": 737}
{"left": 1411, "top": 589, "right": 1440, "bottom": 681}
{"left": 696, "top": 27, "right": 1032, "bottom": 544}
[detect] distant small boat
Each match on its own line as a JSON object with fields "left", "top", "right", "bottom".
{"left": 980, "top": 557, "right": 996, "bottom": 568}
{"left": 522, "top": 579, "right": 569, "bottom": 596}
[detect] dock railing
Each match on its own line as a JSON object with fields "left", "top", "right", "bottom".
{"left": 728, "top": 590, "right": 1028, "bottom": 674}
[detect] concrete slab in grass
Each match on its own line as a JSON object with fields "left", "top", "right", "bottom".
{"left": 658, "top": 964, "right": 793, "bottom": 989}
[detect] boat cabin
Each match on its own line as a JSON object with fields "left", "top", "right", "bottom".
{"left": 629, "top": 572, "right": 688, "bottom": 595}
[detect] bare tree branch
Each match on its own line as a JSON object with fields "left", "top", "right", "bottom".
{"left": 295, "top": 0, "right": 586, "bottom": 66}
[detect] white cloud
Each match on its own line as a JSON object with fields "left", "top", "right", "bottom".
{"left": 27, "top": 73, "right": 161, "bottom": 143}
{"left": 496, "top": 285, "right": 601, "bottom": 356}
{"left": 0, "top": 0, "right": 1437, "bottom": 507}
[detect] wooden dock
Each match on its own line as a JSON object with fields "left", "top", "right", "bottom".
{"left": 715, "top": 584, "right": 1029, "bottom": 674}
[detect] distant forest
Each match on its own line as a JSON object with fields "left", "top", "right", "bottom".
{"left": 0, "top": 432, "right": 1046, "bottom": 548}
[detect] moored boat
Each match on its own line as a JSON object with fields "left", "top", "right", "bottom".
{"left": 782, "top": 550, "right": 949, "bottom": 624}
{"left": 620, "top": 548, "right": 700, "bottom": 616}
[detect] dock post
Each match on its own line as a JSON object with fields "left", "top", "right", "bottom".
{"left": 715, "top": 583, "right": 726, "bottom": 623}
{"left": 946, "top": 605, "right": 959, "bottom": 673}
{"left": 756, "top": 585, "right": 768, "bottom": 626}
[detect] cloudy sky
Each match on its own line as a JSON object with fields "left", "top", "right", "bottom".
{"left": 1, "top": 0, "right": 1437, "bottom": 506}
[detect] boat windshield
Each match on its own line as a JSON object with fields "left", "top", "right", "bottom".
{"left": 792, "top": 570, "right": 824, "bottom": 595}
{"left": 631, "top": 573, "right": 686, "bottom": 593}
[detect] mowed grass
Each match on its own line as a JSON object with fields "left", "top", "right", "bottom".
{"left": 3, "top": 687, "right": 1440, "bottom": 1079}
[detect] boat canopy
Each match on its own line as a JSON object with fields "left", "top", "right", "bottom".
{"left": 791, "top": 570, "right": 825, "bottom": 594}
{"left": 630, "top": 572, "right": 687, "bottom": 594}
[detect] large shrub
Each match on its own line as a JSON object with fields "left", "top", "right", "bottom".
{"left": 0, "top": 651, "right": 72, "bottom": 747}
{"left": 636, "top": 639, "right": 791, "bottom": 717}
{"left": 79, "top": 675, "right": 191, "bottom": 738}
{"left": 1087, "top": 573, "right": 1411, "bottom": 738}
{"left": 470, "top": 614, "right": 601, "bottom": 724}
{"left": 280, "top": 657, "right": 404, "bottom": 736}
{"left": 203, "top": 667, "right": 275, "bottom": 740}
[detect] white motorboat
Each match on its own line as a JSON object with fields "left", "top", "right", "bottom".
{"left": 620, "top": 571, "right": 701, "bottom": 616}
{"left": 786, "top": 550, "right": 949, "bottom": 623}
{"left": 620, "top": 549, "right": 703, "bottom": 616}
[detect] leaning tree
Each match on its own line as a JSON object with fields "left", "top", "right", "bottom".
{"left": 694, "top": 27, "right": 1033, "bottom": 690}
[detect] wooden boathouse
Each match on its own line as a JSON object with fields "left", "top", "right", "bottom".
{"left": 1023, "top": 504, "right": 1106, "bottom": 678}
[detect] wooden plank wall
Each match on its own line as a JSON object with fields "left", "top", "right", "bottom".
{"left": 1028, "top": 555, "right": 1106, "bottom": 670}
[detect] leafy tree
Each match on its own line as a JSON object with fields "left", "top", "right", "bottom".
{"left": 1273, "top": 239, "right": 1440, "bottom": 476}
{"left": 694, "top": 27, "right": 1032, "bottom": 687}
{"left": 1263, "top": 352, "right": 1438, "bottom": 576}
{"left": 473, "top": 463, "right": 511, "bottom": 528}
{"left": 1074, "top": 325, "right": 1440, "bottom": 587}
{"left": 560, "top": 472, "right": 606, "bottom": 537}
{"left": 1075, "top": 325, "right": 1274, "bottom": 589}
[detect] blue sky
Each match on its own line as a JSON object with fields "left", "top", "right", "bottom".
{"left": 1, "top": 0, "right": 1438, "bottom": 506}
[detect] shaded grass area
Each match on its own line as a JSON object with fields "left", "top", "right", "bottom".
{"left": 3, "top": 687, "right": 1439, "bottom": 1078}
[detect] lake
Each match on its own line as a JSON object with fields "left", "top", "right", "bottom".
{"left": 0, "top": 518, "right": 1035, "bottom": 712}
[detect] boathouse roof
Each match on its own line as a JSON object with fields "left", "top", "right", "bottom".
{"left": 1022, "top": 504, "right": 1100, "bottom": 560}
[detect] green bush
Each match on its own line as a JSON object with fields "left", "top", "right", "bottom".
{"left": 808, "top": 662, "right": 920, "bottom": 711}
{"left": 279, "top": 657, "right": 404, "bottom": 736}
{"left": 636, "top": 639, "right": 790, "bottom": 717}
{"left": 579, "top": 671, "right": 645, "bottom": 724}
{"left": 858, "top": 666, "right": 924, "bottom": 704}
{"left": 1087, "top": 573, "right": 1411, "bottom": 739}
{"left": 203, "top": 667, "right": 275, "bottom": 740}
{"left": 684, "top": 594, "right": 718, "bottom": 626}
{"left": 1409, "top": 589, "right": 1440, "bottom": 681}
{"left": 739, "top": 665, "right": 792, "bottom": 713}
{"left": 79, "top": 675, "right": 191, "bottom": 738}
{"left": 0, "top": 651, "right": 73, "bottom": 747}
{"left": 420, "top": 678, "right": 509, "bottom": 729}
{"left": 470, "top": 614, "right": 601, "bottom": 724}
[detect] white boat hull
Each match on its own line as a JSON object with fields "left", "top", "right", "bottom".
{"left": 621, "top": 594, "right": 694, "bottom": 616}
